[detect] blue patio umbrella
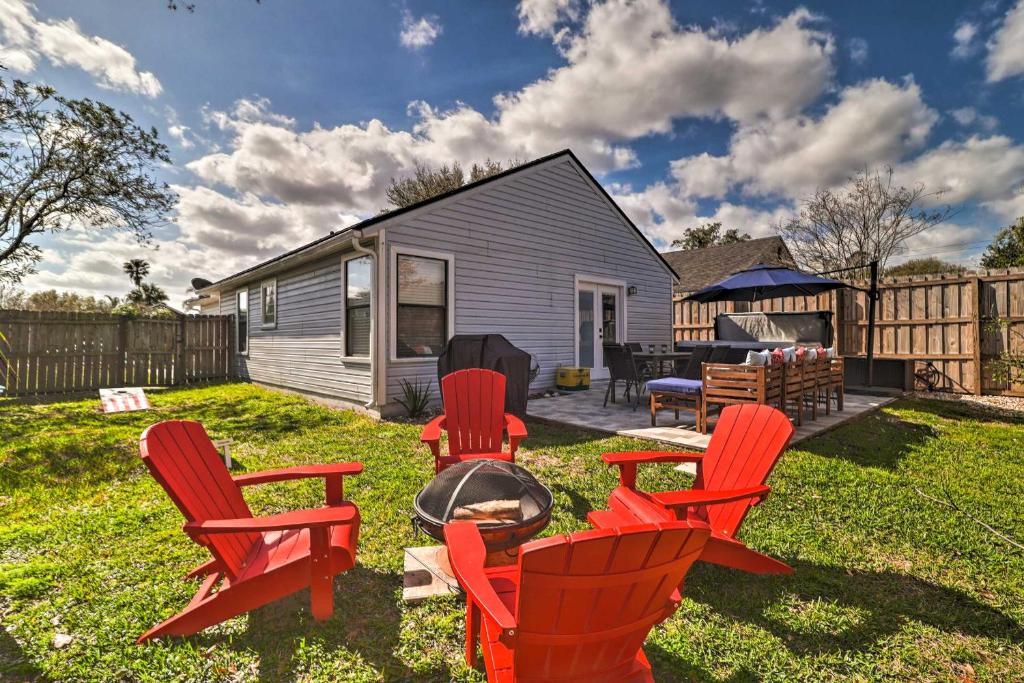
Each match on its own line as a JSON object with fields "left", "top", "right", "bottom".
{"left": 682, "top": 263, "right": 847, "bottom": 303}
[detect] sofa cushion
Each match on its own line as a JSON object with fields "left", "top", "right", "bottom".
{"left": 647, "top": 378, "right": 703, "bottom": 395}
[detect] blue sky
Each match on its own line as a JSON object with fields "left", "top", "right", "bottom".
{"left": 4, "top": 0, "right": 1024, "bottom": 304}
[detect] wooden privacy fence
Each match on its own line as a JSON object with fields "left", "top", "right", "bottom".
{"left": 673, "top": 267, "right": 1024, "bottom": 397}
{"left": 0, "top": 311, "right": 235, "bottom": 397}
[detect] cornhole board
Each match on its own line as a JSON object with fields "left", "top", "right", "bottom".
{"left": 100, "top": 387, "right": 150, "bottom": 413}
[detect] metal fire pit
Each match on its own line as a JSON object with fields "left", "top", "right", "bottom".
{"left": 413, "top": 459, "right": 553, "bottom": 552}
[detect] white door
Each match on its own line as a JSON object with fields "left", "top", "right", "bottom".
{"left": 577, "top": 282, "right": 622, "bottom": 380}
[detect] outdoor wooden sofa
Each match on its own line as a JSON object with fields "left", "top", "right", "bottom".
{"left": 649, "top": 352, "right": 845, "bottom": 433}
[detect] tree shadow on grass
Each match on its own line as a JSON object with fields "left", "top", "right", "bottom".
{"left": 214, "top": 566, "right": 447, "bottom": 682}
{"left": 646, "top": 641, "right": 758, "bottom": 683}
{"left": 688, "top": 559, "right": 1023, "bottom": 659}
{"left": 795, "top": 409, "right": 938, "bottom": 470}
{"left": 0, "top": 626, "right": 51, "bottom": 682}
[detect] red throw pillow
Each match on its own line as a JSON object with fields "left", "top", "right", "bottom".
{"left": 795, "top": 346, "right": 807, "bottom": 361}
{"left": 770, "top": 348, "right": 785, "bottom": 365}
{"left": 815, "top": 345, "right": 827, "bottom": 359}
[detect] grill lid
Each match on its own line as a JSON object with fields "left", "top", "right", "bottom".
{"left": 414, "top": 459, "right": 553, "bottom": 527}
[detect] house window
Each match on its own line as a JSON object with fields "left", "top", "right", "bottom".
{"left": 236, "top": 290, "right": 248, "bottom": 354}
{"left": 345, "top": 256, "right": 372, "bottom": 357}
{"left": 261, "top": 279, "right": 277, "bottom": 328}
{"left": 396, "top": 254, "right": 447, "bottom": 358}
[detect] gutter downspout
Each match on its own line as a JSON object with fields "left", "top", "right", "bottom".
{"left": 350, "top": 229, "right": 377, "bottom": 408}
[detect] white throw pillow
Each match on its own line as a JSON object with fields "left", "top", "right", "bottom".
{"left": 805, "top": 347, "right": 817, "bottom": 361}
{"left": 824, "top": 346, "right": 835, "bottom": 358}
{"left": 745, "top": 350, "right": 766, "bottom": 366}
{"left": 782, "top": 346, "right": 797, "bottom": 363}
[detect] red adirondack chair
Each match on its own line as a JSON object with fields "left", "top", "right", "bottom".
{"left": 444, "top": 519, "right": 710, "bottom": 682}
{"left": 588, "top": 403, "right": 795, "bottom": 575}
{"left": 137, "top": 420, "right": 363, "bottom": 643}
{"left": 421, "top": 369, "right": 527, "bottom": 473}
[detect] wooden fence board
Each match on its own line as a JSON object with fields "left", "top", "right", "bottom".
{"left": 0, "top": 311, "right": 235, "bottom": 397}
{"left": 673, "top": 267, "right": 1024, "bottom": 396}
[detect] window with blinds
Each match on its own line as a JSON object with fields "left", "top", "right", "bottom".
{"left": 396, "top": 254, "right": 447, "bottom": 358}
{"left": 345, "top": 256, "right": 372, "bottom": 357}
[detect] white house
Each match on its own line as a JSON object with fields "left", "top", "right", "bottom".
{"left": 192, "top": 149, "right": 677, "bottom": 416}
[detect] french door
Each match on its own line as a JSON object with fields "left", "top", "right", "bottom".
{"left": 576, "top": 281, "right": 623, "bottom": 380}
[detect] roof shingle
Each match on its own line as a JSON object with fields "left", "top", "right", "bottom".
{"left": 662, "top": 236, "right": 794, "bottom": 292}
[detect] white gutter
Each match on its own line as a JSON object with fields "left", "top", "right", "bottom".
{"left": 350, "top": 228, "right": 377, "bottom": 408}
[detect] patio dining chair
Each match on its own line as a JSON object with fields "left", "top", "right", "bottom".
{"left": 603, "top": 344, "right": 645, "bottom": 411}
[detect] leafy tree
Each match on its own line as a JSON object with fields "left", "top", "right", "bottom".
{"left": 979, "top": 217, "right": 1024, "bottom": 269}
{"left": 777, "top": 167, "right": 955, "bottom": 272}
{"left": 123, "top": 259, "right": 151, "bottom": 287}
{"left": 885, "top": 257, "right": 964, "bottom": 277}
{"left": 0, "top": 288, "right": 117, "bottom": 312}
{"left": 383, "top": 158, "right": 521, "bottom": 210}
{"left": 126, "top": 282, "right": 168, "bottom": 306}
{"left": 670, "top": 222, "right": 751, "bottom": 250}
{"left": 0, "top": 78, "right": 176, "bottom": 286}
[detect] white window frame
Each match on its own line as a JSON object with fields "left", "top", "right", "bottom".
{"left": 235, "top": 289, "right": 249, "bottom": 356}
{"left": 260, "top": 278, "right": 277, "bottom": 329}
{"left": 389, "top": 246, "right": 455, "bottom": 363}
{"left": 340, "top": 251, "right": 373, "bottom": 362}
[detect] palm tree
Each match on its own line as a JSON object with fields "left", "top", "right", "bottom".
{"left": 127, "top": 282, "right": 168, "bottom": 306}
{"left": 123, "top": 259, "right": 150, "bottom": 287}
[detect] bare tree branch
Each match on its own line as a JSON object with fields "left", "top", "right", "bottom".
{"left": 777, "top": 167, "right": 957, "bottom": 273}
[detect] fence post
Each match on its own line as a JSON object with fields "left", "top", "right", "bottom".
{"left": 972, "top": 275, "right": 983, "bottom": 396}
{"left": 173, "top": 314, "right": 186, "bottom": 386}
{"left": 115, "top": 316, "right": 128, "bottom": 386}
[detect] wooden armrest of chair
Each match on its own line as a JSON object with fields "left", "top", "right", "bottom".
{"left": 652, "top": 485, "right": 771, "bottom": 509}
{"left": 504, "top": 414, "right": 527, "bottom": 455}
{"left": 444, "top": 522, "right": 517, "bottom": 637}
{"left": 232, "top": 462, "right": 363, "bottom": 486}
{"left": 602, "top": 451, "right": 705, "bottom": 466}
{"left": 184, "top": 503, "right": 359, "bottom": 534}
{"left": 602, "top": 451, "right": 704, "bottom": 488}
{"left": 420, "top": 416, "right": 447, "bottom": 460}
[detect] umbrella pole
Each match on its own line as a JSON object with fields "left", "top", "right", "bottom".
{"left": 866, "top": 260, "right": 879, "bottom": 386}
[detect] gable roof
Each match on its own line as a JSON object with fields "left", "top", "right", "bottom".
{"left": 197, "top": 149, "right": 676, "bottom": 293}
{"left": 662, "top": 236, "right": 795, "bottom": 292}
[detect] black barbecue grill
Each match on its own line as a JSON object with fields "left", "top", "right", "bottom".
{"left": 413, "top": 460, "right": 553, "bottom": 552}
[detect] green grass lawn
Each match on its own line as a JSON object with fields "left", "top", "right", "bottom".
{"left": 1, "top": 383, "right": 1023, "bottom": 682}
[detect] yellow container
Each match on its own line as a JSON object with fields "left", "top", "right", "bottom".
{"left": 556, "top": 366, "right": 590, "bottom": 391}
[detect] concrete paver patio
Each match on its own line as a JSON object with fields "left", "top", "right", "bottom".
{"left": 527, "top": 380, "right": 896, "bottom": 451}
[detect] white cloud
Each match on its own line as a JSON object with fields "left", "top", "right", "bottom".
{"left": 612, "top": 180, "right": 793, "bottom": 246}
{"left": 399, "top": 11, "right": 442, "bottom": 50}
{"left": 894, "top": 135, "right": 1024, "bottom": 211}
{"left": 0, "top": 0, "right": 161, "bottom": 97}
{"left": 951, "top": 20, "right": 979, "bottom": 59}
{"left": 671, "top": 78, "right": 937, "bottom": 200}
{"left": 174, "top": 185, "right": 360, "bottom": 257}
{"left": 517, "top": 0, "right": 579, "bottom": 37}
{"left": 949, "top": 106, "right": 998, "bottom": 132}
{"left": 496, "top": 2, "right": 835, "bottom": 167}
{"left": 849, "top": 37, "right": 868, "bottom": 64}
{"left": 986, "top": 0, "right": 1024, "bottom": 81}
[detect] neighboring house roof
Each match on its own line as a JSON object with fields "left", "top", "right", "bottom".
{"left": 197, "top": 149, "right": 677, "bottom": 293}
{"left": 663, "top": 236, "right": 795, "bottom": 292}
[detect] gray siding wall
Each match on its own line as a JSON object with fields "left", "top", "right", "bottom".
{"left": 383, "top": 157, "right": 672, "bottom": 408}
{"left": 214, "top": 254, "right": 373, "bottom": 403}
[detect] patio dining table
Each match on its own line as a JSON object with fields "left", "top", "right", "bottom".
{"left": 633, "top": 350, "right": 690, "bottom": 378}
